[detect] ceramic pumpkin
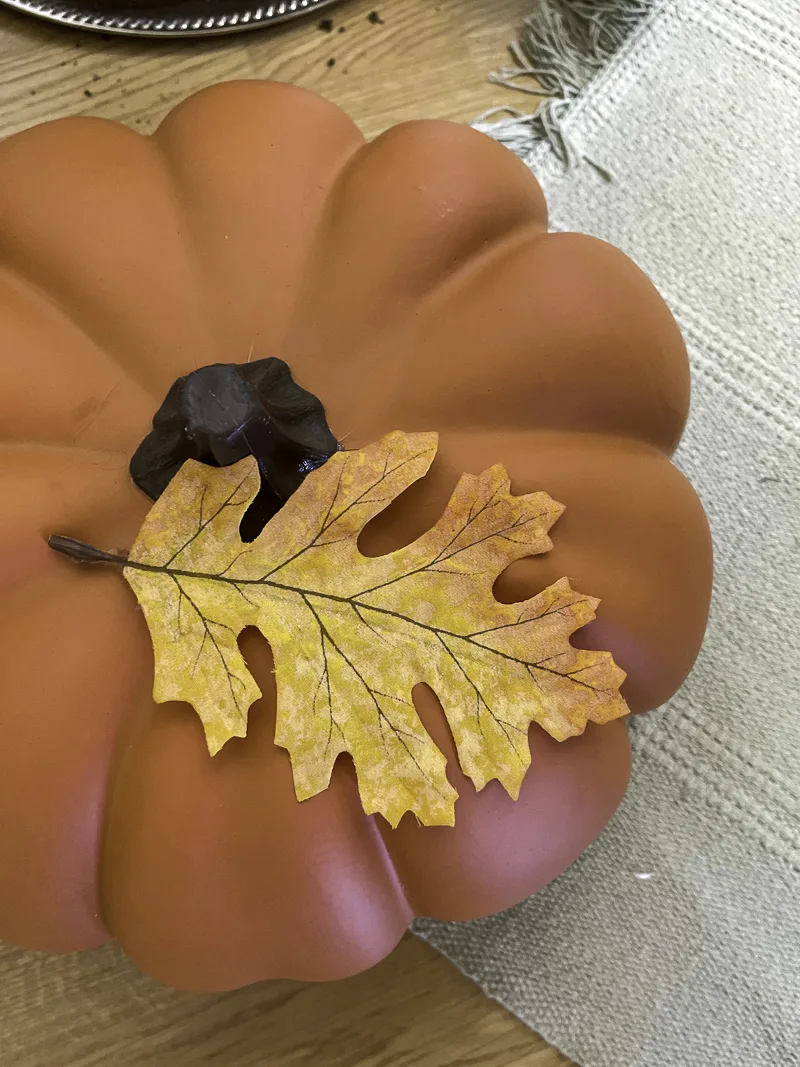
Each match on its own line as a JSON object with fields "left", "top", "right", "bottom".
{"left": 0, "top": 80, "right": 712, "bottom": 992}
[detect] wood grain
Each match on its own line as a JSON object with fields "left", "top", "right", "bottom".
{"left": 0, "top": 0, "right": 536, "bottom": 139}
{"left": 2, "top": 935, "right": 575, "bottom": 1066}
{"left": 0, "top": 1, "right": 568, "bottom": 1064}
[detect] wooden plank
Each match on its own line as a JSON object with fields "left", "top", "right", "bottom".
{"left": 2, "top": 935, "right": 574, "bottom": 1066}
{"left": 0, "top": 0, "right": 535, "bottom": 138}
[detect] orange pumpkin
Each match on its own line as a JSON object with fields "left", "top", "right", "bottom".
{"left": 0, "top": 81, "right": 711, "bottom": 991}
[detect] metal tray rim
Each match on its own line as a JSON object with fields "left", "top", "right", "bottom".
{"left": 0, "top": 0, "right": 340, "bottom": 38}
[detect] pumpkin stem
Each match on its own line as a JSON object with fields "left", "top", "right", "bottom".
{"left": 129, "top": 358, "right": 341, "bottom": 543}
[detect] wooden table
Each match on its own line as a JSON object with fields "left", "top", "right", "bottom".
{"left": 0, "top": 0, "right": 537, "bottom": 137}
{"left": 0, "top": 1, "right": 573, "bottom": 1063}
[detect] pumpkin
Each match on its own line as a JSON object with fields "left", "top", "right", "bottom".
{"left": 0, "top": 80, "right": 712, "bottom": 992}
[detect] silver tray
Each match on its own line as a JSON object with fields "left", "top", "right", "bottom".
{"left": 0, "top": 0, "right": 342, "bottom": 37}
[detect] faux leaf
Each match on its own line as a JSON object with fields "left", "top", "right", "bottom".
{"left": 54, "top": 431, "right": 629, "bottom": 827}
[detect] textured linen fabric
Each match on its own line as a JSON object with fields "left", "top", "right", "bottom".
{"left": 415, "top": 2, "right": 800, "bottom": 1065}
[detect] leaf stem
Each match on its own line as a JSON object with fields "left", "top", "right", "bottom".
{"left": 47, "top": 535, "right": 129, "bottom": 567}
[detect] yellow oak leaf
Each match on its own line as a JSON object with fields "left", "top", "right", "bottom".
{"left": 60, "top": 431, "right": 630, "bottom": 827}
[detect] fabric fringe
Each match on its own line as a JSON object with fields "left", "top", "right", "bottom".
{"left": 472, "top": 0, "right": 656, "bottom": 171}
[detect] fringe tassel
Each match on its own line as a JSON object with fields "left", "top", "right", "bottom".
{"left": 472, "top": 0, "right": 656, "bottom": 171}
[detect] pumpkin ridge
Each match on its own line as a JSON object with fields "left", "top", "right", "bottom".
{"left": 367, "top": 233, "right": 690, "bottom": 451}
{"left": 0, "top": 117, "right": 218, "bottom": 397}
{"left": 151, "top": 80, "right": 366, "bottom": 372}
{"left": 278, "top": 121, "right": 549, "bottom": 379}
{"left": 414, "top": 220, "right": 550, "bottom": 311}
{"left": 0, "top": 441, "right": 132, "bottom": 460}
{"left": 280, "top": 221, "right": 549, "bottom": 395}
{"left": 0, "top": 263, "right": 159, "bottom": 410}
{"left": 146, "top": 136, "right": 229, "bottom": 369}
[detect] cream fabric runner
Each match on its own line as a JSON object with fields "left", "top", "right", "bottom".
{"left": 416, "top": 2, "right": 800, "bottom": 1064}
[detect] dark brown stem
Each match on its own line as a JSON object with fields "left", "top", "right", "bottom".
{"left": 47, "top": 535, "right": 129, "bottom": 568}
